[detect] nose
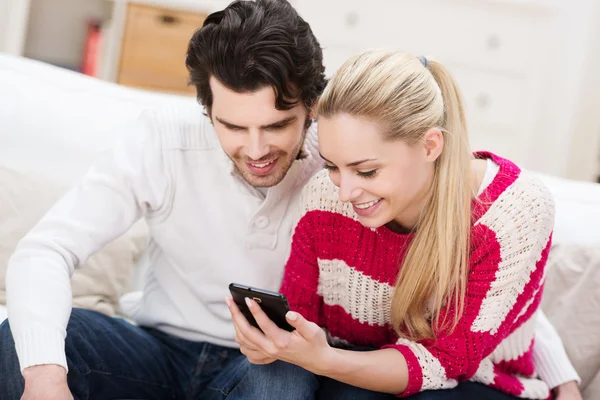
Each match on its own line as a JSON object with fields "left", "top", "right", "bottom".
{"left": 337, "top": 175, "right": 362, "bottom": 203}
{"left": 246, "top": 130, "right": 270, "bottom": 161}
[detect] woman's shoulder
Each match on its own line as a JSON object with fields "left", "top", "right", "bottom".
{"left": 477, "top": 167, "right": 555, "bottom": 244}
{"left": 298, "top": 169, "right": 357, "bottom": 221}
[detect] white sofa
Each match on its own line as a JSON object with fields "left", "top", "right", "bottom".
{"left": 1, "top": 54, "right": 600, "bottom": 398}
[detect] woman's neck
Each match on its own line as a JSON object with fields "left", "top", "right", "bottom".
{"left": 387, "top": 158, "right": 488, "bottom": 234}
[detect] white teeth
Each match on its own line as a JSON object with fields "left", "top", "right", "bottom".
{"left": 354, "top": 199, "right": 381, "bottom": 209}
{"left": 251, "top": 160, "right": 274, "bottom": 168}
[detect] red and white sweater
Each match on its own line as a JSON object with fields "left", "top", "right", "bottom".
{"left": 280, "top": 153, "right": 554, "bottom": 399}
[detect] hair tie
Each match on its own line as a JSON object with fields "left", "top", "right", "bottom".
{"left": 417, "top": 55, "right": 428, "bottom": 68}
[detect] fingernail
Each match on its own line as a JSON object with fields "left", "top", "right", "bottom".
{"left": 286, "top": 311, "right": 297, "bottom": 321}
{"left": 245, "top": 297, "right": 252, "bottom": 308}
{"left": 225, "top": 297, "right": 232, "bottom": 307}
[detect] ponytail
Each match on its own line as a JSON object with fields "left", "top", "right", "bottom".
{"left": 389, "top": 59, "right": 472, "bottom": 340}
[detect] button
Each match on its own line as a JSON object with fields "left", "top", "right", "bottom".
{"left": 254, "top": 216, "right": 270, "bottom": 228}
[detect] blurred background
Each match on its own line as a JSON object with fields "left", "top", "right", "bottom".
{"left": 1, "top": 0, "right": 600, "bottom": 181}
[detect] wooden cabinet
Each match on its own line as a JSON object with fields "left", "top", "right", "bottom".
{"left": 117, "top": 3, "right": 206, "bottom": 94}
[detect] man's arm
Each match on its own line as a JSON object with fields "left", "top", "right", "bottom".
{"left": 6, "top": 112, "right": 169, "bottom": 373}
{"left": 534, "top": 310, "right": 582, "bottom": 396}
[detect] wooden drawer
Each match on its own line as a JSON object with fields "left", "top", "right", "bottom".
{"left": 117, "top": 3, "right": 206, "bottom": 94}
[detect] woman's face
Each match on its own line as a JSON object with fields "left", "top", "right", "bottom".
{"left": 318, "top": 114, "right": 440, "bottom": 230}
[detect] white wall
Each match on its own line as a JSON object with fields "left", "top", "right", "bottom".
{"left": 0, "top": 0, "right": 32, "bottom": 55}
{"left": 550, "top": 0, "right": 600, "bottom": 181}
{"left": 24, "top": 0, "right": 108, "bottom": 68}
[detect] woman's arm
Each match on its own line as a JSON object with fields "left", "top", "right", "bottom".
{"left": 229, "top": 296, "right": 410, "bottom": 394}
{"left": 321, "top": 347, "right": 409, "bottom": 394}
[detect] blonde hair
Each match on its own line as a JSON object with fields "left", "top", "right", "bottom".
{"left": 317, "top": 50, "right": 472, "bottom": 340}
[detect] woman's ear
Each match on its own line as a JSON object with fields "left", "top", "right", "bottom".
{"left": 423, "top": 128, "right": 444, "bottom": 161}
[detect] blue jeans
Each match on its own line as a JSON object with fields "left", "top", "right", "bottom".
{"left": 0, "top": 308, "right": 248, "bottom": 400}
{"left": 0, "top": 308, "right": 520, "bottom": 400}
{"left": 224, "top": 359, "right": 520, "bottom": 400}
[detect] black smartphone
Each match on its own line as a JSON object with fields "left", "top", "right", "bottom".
{"left": 229, "top": 283, "right": 296, "bottom": 332}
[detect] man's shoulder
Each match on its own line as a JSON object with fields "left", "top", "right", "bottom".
{"left": 146, "top": 103, "right": 220, "bottom": 151}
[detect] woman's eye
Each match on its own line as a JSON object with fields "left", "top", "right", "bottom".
{"left": 357, "top": 169, "right": 378, "bottom": 178}
{"left": 323, "top": 164, "right": 338, "bottom": 172}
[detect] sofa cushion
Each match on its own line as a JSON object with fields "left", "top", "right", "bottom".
{"left": 0, "top": 166, "right": 147, "bottom": 316}
{"left": 543, "top": 243, "right": 600, "bottom": 398}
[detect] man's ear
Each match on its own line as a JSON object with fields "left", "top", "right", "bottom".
{"left": 423, "top": 127, "right": 444, "bottom": 161}
{"left": 309, "top": 101, "right": 318, "bottom": 121}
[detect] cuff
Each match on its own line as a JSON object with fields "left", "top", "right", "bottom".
{"left": 533, "top": 342, "right": 581, "bottom": 389}
{"left": 14, "top": 327, "right": 68, "bottom": 373}
{"left": 382, "top": 343, "right": 423, "bottom": 397}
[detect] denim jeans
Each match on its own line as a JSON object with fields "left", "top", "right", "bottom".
{"left": 0, "top": 308, "right": 520, "bottom": 400}
{"left": 0, "top": 308, "right": 247, "bottom": 400}
{"left": 225, "top": 359, "right": 520, "bottom": 400}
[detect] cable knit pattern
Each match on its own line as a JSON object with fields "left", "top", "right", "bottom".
{"left": 280, "top": 152, "right": 553, "bottom": 399}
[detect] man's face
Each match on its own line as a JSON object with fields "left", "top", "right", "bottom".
{"left": 209, "top": 77, "right": 309, "bottom": 188}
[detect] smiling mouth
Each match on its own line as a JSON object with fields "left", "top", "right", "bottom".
{"left": 353, "top": 199, "right": 382, "bottom": 209}
{"left": 248, "top": 160, "right": 275, "bottom": 168}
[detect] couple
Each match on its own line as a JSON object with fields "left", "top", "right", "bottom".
{"left": 0, "top": 0, "right": 580, "bottom": 399}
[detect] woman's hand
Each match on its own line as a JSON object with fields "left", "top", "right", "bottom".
{"left": 227, "top": 296, "right": 332, "bottom": 374}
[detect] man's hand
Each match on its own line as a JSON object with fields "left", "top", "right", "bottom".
{"left": 21, "top": 364, "right": 73, "bottom": 400}
{"left": 554, "top": 380, "right": 583, "bottom": 400}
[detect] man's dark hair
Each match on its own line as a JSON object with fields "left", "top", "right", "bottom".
{"left": 185, "top": 0, "right": 326, "bottom": 113}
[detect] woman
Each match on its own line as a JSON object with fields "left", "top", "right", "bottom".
{"left": 226, "top": 50, "right": 557, "bottom": 399}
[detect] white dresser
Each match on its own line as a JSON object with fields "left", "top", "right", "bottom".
{"left": 4, "top": 0, "right": 600, "bottom": 180}
{"left": 293, "top": 0, "right": 600, "bottom": 181}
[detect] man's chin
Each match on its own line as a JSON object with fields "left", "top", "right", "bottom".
{"left": 237, "top": 167, "right": 287, "bottom": 188}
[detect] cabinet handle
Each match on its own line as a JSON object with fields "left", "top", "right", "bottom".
{"left": 486, "top": 34, "right": 501, "bottom": 51}
{"left": 476, "top": 93, "right": 491, "bottom": 110}
{"left": 345, "top": 12, "right": 359, "bottom": 28}
{"left": 158, "top": 14, "right": 181, "bottom": 25}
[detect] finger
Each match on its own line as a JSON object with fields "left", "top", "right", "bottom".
{"left": 228, "top": 298, "right": 256, "bottom": 349}
{"left": 285, "top": 311, "right": 321, "bottom": 341}
{"left": 227, "top": 297, "right": 275, "bottom": 354}
{"left": 234, "top": 335, "right": 258, "bottom": 352}
{"left": 240, "top": 346, "right": 277, "bottom": 365}
{"left": 245, "top": 298, "right": 288, "bottom": 345}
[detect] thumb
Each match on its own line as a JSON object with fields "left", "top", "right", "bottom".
{"left": 286, "top": 311, "right": 320, "bottom": 339}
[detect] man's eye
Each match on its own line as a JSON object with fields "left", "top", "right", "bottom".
{"left": 266, "top": 124, "right": 287, "bottom": 131}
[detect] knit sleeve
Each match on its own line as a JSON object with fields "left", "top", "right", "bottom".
{"left": 5, "top": 111, "right": 171, "bottom": 372}
{"left": 279, "top": 172, "right": 332, "bottom": 326}
{"left": 383, "top": 176, "right": 555, "bottom": 398}
{"left": 279, "top": 216, "right": 323, "bottom": 325}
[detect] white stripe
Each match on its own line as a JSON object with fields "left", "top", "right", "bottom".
{"left": 517, "top": 376, "right": 550, "bottom": 399}
{"left": 300, "top": 170, "right": 357, "bottom": 219}
{"left": 317, "top": 259, "right": 393, "bottom": 326}
{"left": 395, "top": 338, "right": 458, "bottom": 391}
{"left": 471, "top": 358, "right": 496, "bottom": 385}
{"left": 489, "top": 314, "right": 537, "bottom": 363}
{"left": 471, "top": 175, "right": 554, "bottom": 335}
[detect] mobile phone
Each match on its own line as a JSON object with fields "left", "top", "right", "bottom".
{"left": 229, "top": 283, "right": 295, "bottom": 332}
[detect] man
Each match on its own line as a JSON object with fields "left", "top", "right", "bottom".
{"left": 0, "top": 0, "right": 582, "bottom": 399}
{"left": 1, "top": 1, "right": 324, "bottom": 399}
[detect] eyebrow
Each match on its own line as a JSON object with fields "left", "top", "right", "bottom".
{"left": 319, "top": 153, "right": 377, "bottom": 167}
{"left": 215, "top": 116, "right": 297, "bottom": 130}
